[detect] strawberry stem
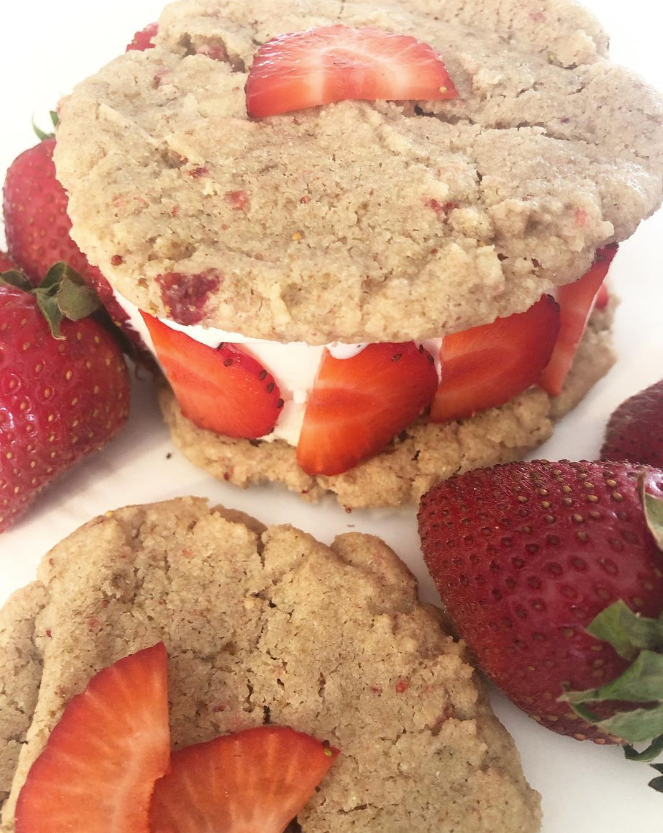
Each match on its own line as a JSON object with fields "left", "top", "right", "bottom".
{"left": 563, "top": 598, "right": 663, "bottom": 786}
{"left": 1, "top": 262, "right": 101, "bottom": 338}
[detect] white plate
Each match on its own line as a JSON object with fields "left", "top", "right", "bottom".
{"left": 1, "top": 1, "right": 662, "bottom": 830}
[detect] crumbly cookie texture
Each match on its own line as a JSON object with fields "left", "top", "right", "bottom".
{"left": 0, "top": 498, "right": 541, "bottom": 833}
{"left": 0, "top": 585, "right": 47, "bottom": 812}
{"left": 54, "top": 0, "right": 663, "bottom": 343}
{"left": 160, "top": 306, "right": 615, "bottom": 508}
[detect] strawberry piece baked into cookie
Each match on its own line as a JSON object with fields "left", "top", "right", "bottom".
{"left": 53, "top": 0, "right": 663, "bottom": 508}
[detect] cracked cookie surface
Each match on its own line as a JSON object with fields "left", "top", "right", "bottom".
{"left": 159, "top": 305, "right": 615, "bottom": 507}
{"left": 54, "top": 0, "right": 663, "bottom": 343}
{"left": 0, "top": 498, "right": 540, "bottom": 832}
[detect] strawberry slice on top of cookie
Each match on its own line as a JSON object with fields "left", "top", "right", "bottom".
{"left": 51, "top": 0, "right": 663, "bottom": 508}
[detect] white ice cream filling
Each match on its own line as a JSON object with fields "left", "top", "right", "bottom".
{"left": 113, "top": 288, "right": 442, "bottom": 446}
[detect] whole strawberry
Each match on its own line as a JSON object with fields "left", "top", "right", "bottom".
{"left": 602, "top": 380, "right": 663, "bottom": 470}
{"left": 418, "top": 460, "right": 663, "bottom": 744}
{"left": 3, "top": 133, "right": 151, "bottom": 361}
{"left": 0, "top": 265, "right": 130, "bottom": 532}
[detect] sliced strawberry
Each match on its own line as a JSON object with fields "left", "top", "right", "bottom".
{"left": 126, "top": 23, "right": 158, "bottom": 52}
{"left": 594, "top": 283, "right": 610, "bottom": 311}
{"left": 430, "top": 295, "right": 560, "bottom": 423}
{"left": 15, "top": 644, "right": 170, "bottom": 833}
{"left": 151, "top": 726, "right": 339, "bottom": 833}
{"left": 246, "top": 25, "right": 458, "bottom": 119}
{"left": 297, "top": 342, "right": 438, "bottom": 476}
{"left": 142, "top": 313, "right": 283, "bottom": 439}
{"left": 539, "top": 244, "right": 619, "bottom": 396}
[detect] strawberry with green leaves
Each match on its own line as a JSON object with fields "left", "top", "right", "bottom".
{"left": 418, "top": 459, "right": 663, "bottom": 760}
{"left": 0, "top": 264, "right": 130, "bottom": 532}
{"left": 2, "top": 118, "right": 150, "bottom": 360}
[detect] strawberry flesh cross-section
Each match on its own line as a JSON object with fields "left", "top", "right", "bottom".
{"left": 142, "top": 313, "right": 283, "bottom": 439}
{"left": 150, "top": 726, "right": 339, "bottom": 833}
{"left": 246, "top": 25, "right": 458, "bottom": 118}
{"left": 539, "top": 244, "right": 619, "bottom": 397}
{"left": 15, "top": 644, "right": 170, "bottom": 833}
{"left": 430, "top": 294, "right": 561, "bottom": 423}
{"left": 297, "top": 341, "right": 438, "bottom": 476}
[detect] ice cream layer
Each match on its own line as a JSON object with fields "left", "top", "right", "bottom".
{"left": 114, "top": 288, "right": 441, "bottom": 446}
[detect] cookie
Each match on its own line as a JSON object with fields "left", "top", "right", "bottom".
{"left": 0, "top": 497, "right": 541, "bottom": 832}
{"left": 159, "top": 306, "right": 615, "bottom": 508}
{"left": 0, "top": 584, "right": 47, "bottom": 812}
{"left": 54, "top": 0, "right": 663, "bottom": 343}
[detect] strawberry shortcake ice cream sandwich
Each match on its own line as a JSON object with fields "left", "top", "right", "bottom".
{"left": 54, "top": 0, "right": 663, "bottom": 507}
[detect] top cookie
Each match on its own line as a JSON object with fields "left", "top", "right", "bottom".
{"left": 55, "top": 0, "right": 663, "bottom": 343}
{"left": 0, "top": 497, "right": 540, "bottom": 832}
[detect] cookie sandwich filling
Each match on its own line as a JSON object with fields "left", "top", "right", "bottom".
{"left": 114, "top": 242, "right": 616, "bottom": 477}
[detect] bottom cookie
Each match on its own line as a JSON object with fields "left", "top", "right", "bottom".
{"left": 0, "top": 497, "right": 541, "bottom": 832}
{"left": 160, "top": 308, "right": 615, "bottom": 508}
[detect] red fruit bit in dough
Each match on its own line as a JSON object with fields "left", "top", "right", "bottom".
{"left": 225, "top": 190, "right": 250, "bottom": 210}
{"left": 156, "top": 269, "right": 221, "bottom": 326}
{"left": 126, "top": 23, "right": 159, "bottom": 52}
{"left": 246, "top": 25, "right": 458, "bottom": 119}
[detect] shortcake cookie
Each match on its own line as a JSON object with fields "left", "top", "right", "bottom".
{"left": 53, "top": 0, "right": 660, "bottom": 493}
{"left": 0, "top": 497, "right": 541, "bottom": 832}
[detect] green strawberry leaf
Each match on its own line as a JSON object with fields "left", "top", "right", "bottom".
{"left": 585, "top": 703, "right": 663, "bottom": 745}
{"left": 649, "top": 775, "right": 663, "bottom": 793}
{"left": 7, "top": 263, "right": 102, "bottom": 338}
{"left": 625, "top": 733, "right": 663, "bottom": 762}
{"left": 56, "top": 270, "right": 101, "bottom": 321}
{"left": 33, "top": 110, "right": 59, "bottom": 141}
{"left": 564, "top": 651, "right": 663, "bottom": 704}
{"left": 0, "top": 269, "right": 33, "bottom": 292}
{"left": 35, "top": 291, "right": 65, "bottom": 339}
{"left": 641, "top": 472, "right": 663, "bottom": 551}
{"left": 587, "top": 600, "right": 663, "bottom": 660}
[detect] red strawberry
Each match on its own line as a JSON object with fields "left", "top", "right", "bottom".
{"left": 297, "top": 342, "right": 438, "bottom": 476}
{"left": 0, "top": 251, "right": 18, "bottom": 273}
{"left": 418, "top": 460, "right": 663, "bottom": 743}
{"left": 126, "top": 23, "right": 159, "bottom": 52}
{"left": 430, "top": 295, "right": 560, "bottom": 423}
{"left": 3, "top": 138, "right": 92, "bottom": 282}
{"left": 3, "top": 137, "right": 150, "bottom": 359}
{"left": 595, "top": 283, "right": 610, "bottom": 311}
{"left": 539, "top": 245, "right": 619, "bottom": 396}
{"left": 246, "top": 25, "right": 458, "bottom": 119}
{"left": 602, "top": 380, "right": 663, "bottom": 469}
{"left": 0, "top": 266, "right": 130, "bottom": 532}
{"left": 142, "top": 313, "right": 283, "bottom": 439}
{"left": 151, "top": 726, "right": 339, "bottom": 833}
{"left": 15, "top": 644, "right": 170, "bottom": 833}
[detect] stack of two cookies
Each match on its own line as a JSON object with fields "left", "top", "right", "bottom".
{"left": 3, "top": 0, "right": 663, "bottom": 829}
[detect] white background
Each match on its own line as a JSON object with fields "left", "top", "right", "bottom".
{"left": 1, "top": 1, "right": 663, "bottom": 831}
